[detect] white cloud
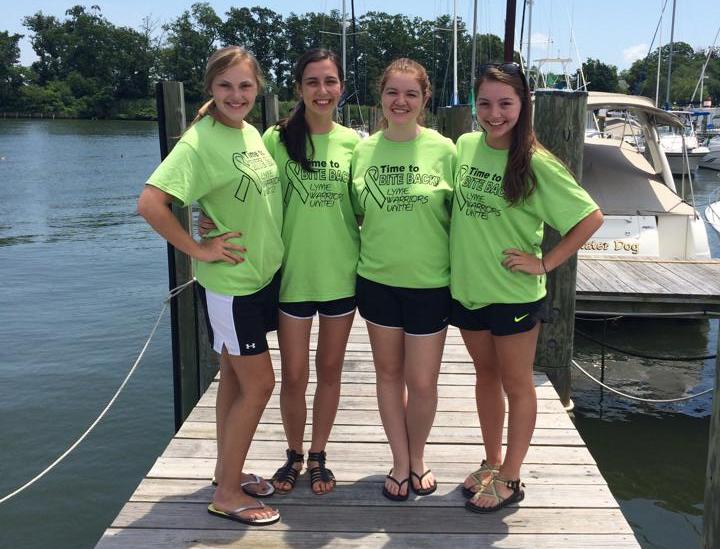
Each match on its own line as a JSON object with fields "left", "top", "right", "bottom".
{"left": 623, "top": 44, "right": 648, "bottom": 64}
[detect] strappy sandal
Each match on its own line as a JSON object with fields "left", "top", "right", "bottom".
{"left": 461, "top": 459, "right": 501, "bottom": 498}
{"left": 271, "top": 448, "right": 304, "bottom": 495}
{"left": 465, "top": 476, "right": 525, "bottom": 513}
{"left": 307, "top": 450, "right": 336, "bottom": 495}
{"left": 382, "top": 469, "right": 410, "bottom": 502}
{"left": 410, "top": 469, "right": 437, "bottom": 496}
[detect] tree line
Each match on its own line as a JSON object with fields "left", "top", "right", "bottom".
{"left": 0, "top": 3, "right": 718, "bottom": 119}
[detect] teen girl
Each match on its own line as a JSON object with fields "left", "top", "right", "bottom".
{"left": 450, "top": 64, "right": 603, "bottom": 512}
{"left": 200, "top": 49, "right": 359, "bottom": 495}
{"left": 266, "top": 49, "right": 360, "bottom": 495}
{"left": 138, "top": 46, "right": 283, "bottom": 526}
{"left": 351, "top": 58, "right": 455, "bottom": 501}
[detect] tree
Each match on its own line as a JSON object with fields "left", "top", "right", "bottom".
{"left": 0, "top": 31, "right": 25, "bottom": 109}
{"left": 219, "top": 7, "right": 286, "bottom": 94}
{"left": 580, "top": 58, "right": 619, "bottom": 92}
{"left": 160, "top": 2, "right": 221, "bottom": 100}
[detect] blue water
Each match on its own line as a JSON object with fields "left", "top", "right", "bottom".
{"left": 0, "top": 119, "right": 717, "bottom": 548}
{"left": 0, "top": 120, "right": 173, "bottom": 548}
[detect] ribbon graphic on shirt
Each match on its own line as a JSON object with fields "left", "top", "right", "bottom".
{"left": 232, "top": 153, "right": 263, "bottom": 202}
{"left": 455, "top": 164, "right": 469, "bottom": 211}
{"left": 283, "top": 160, "right": 310, "bottom": 205}
{"left": 359, "top": 166, "right": 386, "bottom": 209}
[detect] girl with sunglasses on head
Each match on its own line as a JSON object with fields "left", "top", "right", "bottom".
{"left": 138, "top": 46, "right": 283, "bottom": 526}
{"left": 200, "top": 48, "right": 360, "bottom": 496}
{"left": 351, "top": 58, "right": 455, "bottom": 501}
{"left": 450, "top": 63, "right": 602, "bottom": 513}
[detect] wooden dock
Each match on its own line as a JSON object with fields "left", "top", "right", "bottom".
{"left": 97, "top": 319, "right": 639, "bottom": 548}
{"left": 576, "top": 256, "right": 720, "bottom": 315}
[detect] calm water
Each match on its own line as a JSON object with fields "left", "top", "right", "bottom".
{"left": 0, "top": 119, "right": 718, "bottom": 548}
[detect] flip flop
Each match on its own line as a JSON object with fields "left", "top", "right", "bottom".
{"left": 410, "top": 469, "right": 437, "bottom": 496}
{"left": 241, "top": 473, "right": 275, "bottom": 498}
{"left": 207, "top": 502, "right": 280, "bottom": 526}
{"left": 382, "top": 470, "right": 410, "bottom": 501}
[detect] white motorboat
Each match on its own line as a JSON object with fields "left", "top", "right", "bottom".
{"left": 699, "top": 136, "right": 720, "bottom": 171}
{"left": 582, "top": 92, "right": 711, "bottom": 260}
{"left": 657, "top": 111, "right": 709, "bottom": 175}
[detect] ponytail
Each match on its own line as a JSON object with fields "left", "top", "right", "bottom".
{"left": 278, "top": 101, "right": 316, "bottom": 172}
{"left": 191, "top": 99, "right": 216, "bottom": 126}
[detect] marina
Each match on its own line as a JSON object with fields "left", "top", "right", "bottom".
{"left": 97, "top": 321, "right": 640, "bottom": 548}
{"left": 2, "top": 0, "right": 720, "bottom": 546}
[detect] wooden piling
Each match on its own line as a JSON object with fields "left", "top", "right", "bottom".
{"left": 436, "top": 105, "right": 473, "bottom": 142}
{"left": 703, "top": 321, "right": 720, "bottom": 548}
{"left": 532, "top": 90, "right": 588, "bottom": 406}
{"left": 155, "top": 81, "right": 216, "bottom": 431}
{"left": 261, "top": 93, "right": 279, "bottom": 131}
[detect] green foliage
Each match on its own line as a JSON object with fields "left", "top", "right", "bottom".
{"left": 580, "top": 59, "right": 619, "bottom": 92}
{"left": 10, "top": 4, "right": 524, "bottom": 117}
{"left": 0, "top": 31, "right": 25, "bottom": 109}
{"left": 621, "top": 42, "right": 720, "bottom": 105}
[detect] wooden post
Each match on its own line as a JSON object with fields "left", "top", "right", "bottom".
{"left": 261, "top": 93, "right": 279, "bottom": 131}
{"left": 703, "top": 321, "right": 720, "bottom": 548}
{"left": 155, "top": 81, "right": 216, "bottom": 431}
{"left": 532, "top": 89, "right": 588, "bottom": 407}
{"left": 437, "top": 105, "right": 473, "bottom": 143}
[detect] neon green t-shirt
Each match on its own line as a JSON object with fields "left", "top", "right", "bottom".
{"left": 450, "top": 131, "right": 599, "bottom": 309}
{"left": 263, "top": 124, "right": 360, "bottom": 302}
{"left": 351, "top": 127, "right": 456, "bottom": 288}
{"left": 146, "top": 115, "right": 284, "bottom": 296}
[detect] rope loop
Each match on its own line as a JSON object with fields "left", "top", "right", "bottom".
{"left": 0, "top": 279, "right": 196, "bottom": 505}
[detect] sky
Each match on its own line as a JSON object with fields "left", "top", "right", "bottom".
{"left": 4, "top": 1, "right": 720, "bottom": 73}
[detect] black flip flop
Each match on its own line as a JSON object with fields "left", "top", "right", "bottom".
{"left": 411, "top": 469, "right": 437, "bottom": 496}
{"left": 382, "top": 470, "right": 410, "bottom": 501}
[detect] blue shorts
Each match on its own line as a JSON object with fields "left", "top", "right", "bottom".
{"left": 356, "top": 275, "right": 450, "bottom": 336}
{"left": 197, "top": 271, "right": 280, "bottom": 356}
{"left": 450, "top": 298, "right": 546, "bottom": 336}
{"left": 279, "top": 296, "right": 356, "bottom": 319}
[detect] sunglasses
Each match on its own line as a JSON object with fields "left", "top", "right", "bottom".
{"left": 477, "top": 63, "right": 528, "bottom": 89}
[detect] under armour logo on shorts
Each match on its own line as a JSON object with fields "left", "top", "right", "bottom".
{"left": 245, "top": 343, "right": 256, "bottom": 350}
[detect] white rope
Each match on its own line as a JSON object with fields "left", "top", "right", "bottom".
{"left": 0, "top": 278, "right": 196, "bottom": 505}
{"left": 571, "top": 359, "right": 715, "bottom": 403}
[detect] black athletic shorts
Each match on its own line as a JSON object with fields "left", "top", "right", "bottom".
{"left": 279, "top": 296, "right": 356, "bottom": 319}
{"left": 450, "top": 298, "right": 546, "bottom": 336}
{"left": 356, "top": 275, "right": 450, "bottom": 336}
{"left": 197, "top": 270, "right": 280, "bottom": 356}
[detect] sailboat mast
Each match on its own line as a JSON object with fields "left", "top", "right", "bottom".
{"left": 664, "top": 0, "right": 676, "bottom": 108}
{"left": 453, "top": 0, "right": 459, "bottom": 105}
{"left": 470, "top": 0, "right": 478, "bottom": 98}
{"left": 342, "top": 0, "right": 347, "bottom": 80}
{"left": 526, "top": 0, "right": 533, "bottom": 86}
{"left": 655, "top": 9, "right": 662, "bottom": 107}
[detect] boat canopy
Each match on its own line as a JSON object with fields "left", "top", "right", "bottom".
{"left": 586, "top": 92, "right": 683, "bottom": 128}
{"left": 582, "top": 137, "right": 695, "bottom": 216}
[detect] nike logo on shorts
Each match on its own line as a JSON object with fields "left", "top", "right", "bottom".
{"left": 514, "top": 313, "right": 529, "bottom": 323}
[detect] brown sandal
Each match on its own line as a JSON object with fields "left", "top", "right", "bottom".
{"left": 465, "top": 476, "right": 525, "bottom": 513}
{"left": 461, "top": 459, "right": 500, "bottom": 498}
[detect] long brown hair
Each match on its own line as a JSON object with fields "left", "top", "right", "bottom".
{"left": 474, "top": 67, "right": 536, "bottom": 205}
{"left": 377, "top": 58, "right": 431, "bottom": 130}
{"left": 191, "top": 46, "right": 265, "bottom": 126}
{"left": 278, "top": 49, "right": 343, "bottom": 172}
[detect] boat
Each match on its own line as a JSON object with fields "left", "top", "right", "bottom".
{"left": 656, "top": 110, "right": 709, "bottom": 175}
{"left": 699, "top": 136, "right": 720, "bottom": 171}
{"left": 581, "top": 92, "right": 711, "bottom": 260}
